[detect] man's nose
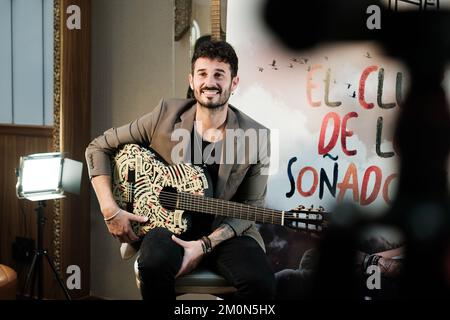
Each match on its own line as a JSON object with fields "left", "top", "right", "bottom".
{"left": 204, "top": 75, "right": 217, "bottom": 87}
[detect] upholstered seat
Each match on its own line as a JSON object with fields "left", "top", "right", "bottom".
{"left": 133, "top": 258, "right": 236, "bottom": 295}
{"left": 121, "top": 243, "right": 236, "bottom": 297}
{"left": 0, "top": 264, "right": 17, "bottom": 300}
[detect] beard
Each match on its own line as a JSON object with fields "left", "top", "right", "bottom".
{"left": 193, "top": 84, "right": 232, "bottom": 110}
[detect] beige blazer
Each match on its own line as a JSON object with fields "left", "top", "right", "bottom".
{"left": 85, "top": 98, "right": 271, "bottom": 250}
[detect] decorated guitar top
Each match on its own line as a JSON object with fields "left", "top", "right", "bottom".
{"left": 111, "top": 144, "right": 329, "bottom": 237}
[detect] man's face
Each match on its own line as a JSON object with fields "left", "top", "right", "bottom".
{"left": 189, "top": 57, "right": 239, "bottom": 109}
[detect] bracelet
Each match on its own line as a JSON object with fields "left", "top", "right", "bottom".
{"left": 371, "top": 255, "right": 381, "bottom": 267}
{"left": 200, "top": 236, "right": 212, "bottom": 254}
{"left": 363, "top": 254, "right": 381, "bottom": 273}
{"left": 104, "top": 208, "right": 122, "bottom": 222}
{"left": 200, "top": 240, "right": 207, "bottom": 254}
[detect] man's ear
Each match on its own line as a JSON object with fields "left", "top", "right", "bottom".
{"left": 188, "top": 74, "right": 194, "bottom": 90}
{"left": 231, "top": 75, "right": 240, "bottom": 92}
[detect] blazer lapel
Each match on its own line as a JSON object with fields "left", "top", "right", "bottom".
{"left": 215, "top": 106, "right": 239, "bottom": 198}
{"left": 171, "top": 104, "right": 196, "bottom": 164}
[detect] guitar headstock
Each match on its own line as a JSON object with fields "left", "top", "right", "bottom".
{"left": 284, "top": 204, "right": 329, "bottom": 233}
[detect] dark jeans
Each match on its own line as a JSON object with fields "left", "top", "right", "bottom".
{"left": 137, "top": 227, "right": 276, "bottom": 300}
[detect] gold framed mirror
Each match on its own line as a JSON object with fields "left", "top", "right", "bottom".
{"left": 52, "top": 0, "right": 62, "bottom": 274}
{"left": 50, "top": 0, "right": 91, "bottom": 299}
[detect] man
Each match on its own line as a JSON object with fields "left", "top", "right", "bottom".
{"left": 275, "top": 247, "right": 403, "bottom": 299}
{"left": 85, "top": 40, "right": 276, "bottom": 299}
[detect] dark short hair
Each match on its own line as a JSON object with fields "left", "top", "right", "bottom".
{"left": 191, "top": 40, "right": 238, "bottom": 78}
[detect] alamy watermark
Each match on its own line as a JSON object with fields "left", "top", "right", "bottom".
{"left": 367, "top": 1, "right": 440, "bottom": 30}
{"left": 366, "top": 5, "right": 381, "bottom": 30}
{"left": 66, "top": 5, "right": 81, "bottom": 30}
{"left": 170, "top": 122, "right": 279, "bottom": 175}
{"left": 66, "top": 265, "right": 81, "bottom": 290}
{"left": 366, "top": 265, "right": 381, "bottom": 290}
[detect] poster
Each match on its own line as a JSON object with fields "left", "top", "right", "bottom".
{"left": 227, "top": 0, "right": 404, "bottom": 270}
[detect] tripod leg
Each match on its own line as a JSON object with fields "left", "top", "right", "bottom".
{"left": 44, "top": 253, "right": 72, "bottom": 300}
{"left": 23, "top": 253, "right": 38, "bottom": 299}
{"left": 38, "top": 251, "right": 43, "bottom": 300}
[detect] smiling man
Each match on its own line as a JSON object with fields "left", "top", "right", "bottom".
{"left": 85, "top": 40, "right": 275, "bottom": 300}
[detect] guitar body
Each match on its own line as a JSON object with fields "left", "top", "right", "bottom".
{"left": 111, "top": 144, "right": 212, "bottom": 237}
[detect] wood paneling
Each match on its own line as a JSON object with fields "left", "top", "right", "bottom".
{"left": 0, "top": 125, "right": 54, "bottom": 298}
{"left": 58, "top": 0, "right": 91, "bottom": 300}
{"left": 0, "top": 124, "right": 53, "bottom": 137}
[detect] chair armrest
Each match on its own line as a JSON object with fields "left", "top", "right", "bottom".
{"left": 0, "top": 264, "right": 17, "bottom": 300}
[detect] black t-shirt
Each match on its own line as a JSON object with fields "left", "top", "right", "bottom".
{"left": 185, "top": 129, "right": 223, "bottom": 240}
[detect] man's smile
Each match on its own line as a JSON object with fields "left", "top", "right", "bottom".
{"left": 201, "top": 88, "right": 221, "bottom": 98}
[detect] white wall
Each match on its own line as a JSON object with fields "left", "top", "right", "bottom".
{"left": 90, "top": 0, "right": 175, "bottom": 300}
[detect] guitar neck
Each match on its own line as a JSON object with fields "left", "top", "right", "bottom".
{"left": 211, "top": 0, "right": 222, "bottom": 41}
{"left": 176, "top": 192, "right": 286, "bottom": 226}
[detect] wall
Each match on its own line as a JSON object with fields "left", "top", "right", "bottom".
{"left": 90, "top": 0, "right": 175, "bottom": 299}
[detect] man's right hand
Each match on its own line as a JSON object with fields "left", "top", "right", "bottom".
{"left": 90, "top": 175, "right": 148, "bottom": 242}
{"left": 105, "top": 209, "right": 148, "bottom": 243}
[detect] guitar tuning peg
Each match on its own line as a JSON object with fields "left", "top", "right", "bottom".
{"left": 309, "top": 205, "right": 314, "bottom": 211}
{"left": 318, "top": 206, "right": 324, "bottom": 212}
{"left": 297, "top": 205, "right": 305, "bottom": 210}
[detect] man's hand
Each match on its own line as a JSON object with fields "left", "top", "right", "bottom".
{"left": 91, "top": 175, "right": 147, "bottom": 243}
{"left": 105, "top": 210, "right": 148, "bottom": 243}
{"left": 171, "top": 235, "right": 204, "bottom": 278}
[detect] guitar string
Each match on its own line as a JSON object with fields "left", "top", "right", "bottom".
{"left": 158, "top": 191, "right": 326, "bottom": 225}
{"left": 122, "top": 182, "right": 325, "bottom": 218}
{"left": 121, "top": 182, "right": 287, "bottom": 225}
{"left": 175, "top": 191, "right": 283, "bottom": 224}
{"left": 122, "top": 185, "right": 327, "bottom": 225}
{"left": 120, "top": 184, "right": 326, "bottom": 225}
{"left": 160, "top": 191, "right": 283, "bottom": 224}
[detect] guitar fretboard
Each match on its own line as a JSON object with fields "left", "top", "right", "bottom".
{"left": 160, "top": 190, "right": 284, "bottom": 225}
{"left": 211, "top": 0, "right": 222, "bottom": 41}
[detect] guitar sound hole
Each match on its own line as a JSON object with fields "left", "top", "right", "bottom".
{"left": 159, "top": 186, "right": 178, "bottom": 211}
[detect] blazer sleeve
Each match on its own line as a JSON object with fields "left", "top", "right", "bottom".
{"left": 85, "top": 99, "right": 164, "bottom": 179}
{"left": 215, "top": 131, "right": 271, "bottom": 236}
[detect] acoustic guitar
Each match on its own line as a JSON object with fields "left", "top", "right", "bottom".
{"left": 111, "top": 144, "right": 329, "bottom": 237}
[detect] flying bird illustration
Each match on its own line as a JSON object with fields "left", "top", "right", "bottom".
{"left": 299, "top": 58, "right": 309, "bottom": 64}
{"left": 365, "top": 52, "right": 372, "bottom": 58}
{"left": 258, "top": 67, "right": 264, "bottom": 72}
{"left": 269, "top": 60, "right": 278, "bottom": 70}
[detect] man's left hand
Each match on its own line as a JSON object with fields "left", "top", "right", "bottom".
{"left": 171, "top": 235, "right": 204, "bottom": 278}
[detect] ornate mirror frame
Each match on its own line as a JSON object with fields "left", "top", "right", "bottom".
{"left": 52, "top": 0, "right": 62, "bottom": 274}
{"left": 51, "top": 0, "right": 91, "bottom": 299}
